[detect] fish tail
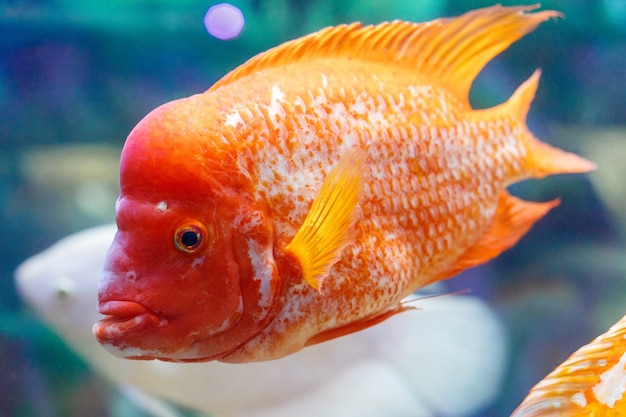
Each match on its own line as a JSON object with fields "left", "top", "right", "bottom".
{"left": 506, "top": 70, "right": 596, "bottom": 178}
{"left": 524, "top": 131, "right": 597, "bottom": 178}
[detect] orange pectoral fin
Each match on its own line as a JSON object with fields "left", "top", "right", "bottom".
{"left": 433, "top": 191, "right": 559, "bottom": 283}
{"left": 304, "top": 304, "right": 411, "bottom": 347}
{"left": 285, "top": 148, "right": 366, "bottom": 291}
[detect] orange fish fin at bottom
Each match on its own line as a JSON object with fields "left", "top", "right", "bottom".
{"left": 512, "top": 314, "right": 626, "bottom": 417}
{"left": 285, "top": 149, "right": 366, "bottom": 291}
{"left": 433, "top": 191, "right": 559, "bottom": 282}
{"left": 304, "top": 304, "right": 411, "bottom": 347}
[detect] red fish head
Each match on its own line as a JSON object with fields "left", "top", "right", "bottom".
{"left": 93, "top": 100, "right": 281, "bottom": 362}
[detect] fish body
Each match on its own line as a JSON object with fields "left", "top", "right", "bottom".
{"left": 94, "top": 5, "right": 594, "bottom": 362}
{"left": 512, "top": 315, "right": 626, "bottom": 417}
{"left": 16, "top": 225, "right": 507, "bottom": 417}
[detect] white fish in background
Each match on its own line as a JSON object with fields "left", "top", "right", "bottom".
{"left": 15, "top": 224, "right": 507, "bottom": 417}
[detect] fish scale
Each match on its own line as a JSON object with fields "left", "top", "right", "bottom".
{"left": 94, "top": 5, "right": 595, "bottom": 363}
{"left": 227, "top": 69, "right": 528, "bottom": 357}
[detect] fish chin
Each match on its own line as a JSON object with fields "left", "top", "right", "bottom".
{"left": 98, "top": 342, "right": 161, "bottom": 361}
{"left": 98, "top": 341, "right": 233, "bottom": 362}
{"left": 93, "top": 300, "right": 166, "bottom": 347}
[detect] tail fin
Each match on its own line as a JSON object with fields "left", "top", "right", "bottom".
{"left": 504, "top": 70, "right": 596, "bottom": 178}
{"left": 525, "top": 133, "right": 597, "bottom": 178}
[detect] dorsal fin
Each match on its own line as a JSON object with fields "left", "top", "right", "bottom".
{"left": 208, "top": 5, "right": 561, "bottom": 103}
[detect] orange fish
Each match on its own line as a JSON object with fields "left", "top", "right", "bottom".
{"left": 93, "top": 5, "right": 595, "bottom": 363}
{"left": 512, "top": 315, "right": 626, "bottom": 416}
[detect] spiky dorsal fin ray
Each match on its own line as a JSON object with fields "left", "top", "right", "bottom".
{"left": 208, "top": 5, "right": 561, "bottom": 104}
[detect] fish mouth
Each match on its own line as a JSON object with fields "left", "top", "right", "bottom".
{"left": 93, "top": 300, "right": 166, "bottom": 343}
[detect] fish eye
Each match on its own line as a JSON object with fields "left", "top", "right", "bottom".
{"left": 174, "top": 222, "right": 207, "bottom": 253}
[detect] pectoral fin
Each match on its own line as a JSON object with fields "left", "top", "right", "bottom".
{"left": 285, "top": 149, "right": 366, "bottom": 291}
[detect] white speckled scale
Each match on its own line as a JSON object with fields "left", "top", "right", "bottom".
{"left": 205, "top": 60, "right": 530, "bottom": 358}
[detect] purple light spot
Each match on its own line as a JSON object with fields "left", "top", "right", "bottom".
{"left": 204, "top": 3, "right": 245, "bottom": 41}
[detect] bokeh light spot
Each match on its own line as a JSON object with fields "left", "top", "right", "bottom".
{"left": 204, "top": 3, "right": 245, "bottom": 41}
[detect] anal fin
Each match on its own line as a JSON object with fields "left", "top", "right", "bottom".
{"left": 434, "top": 190, "right": 559, "bottom": 281}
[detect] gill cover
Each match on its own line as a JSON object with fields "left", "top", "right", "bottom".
{"left": 169, "top": 202, "right": 282, "bottom": 361}
{"left": 165, "top": 201, "right": 282, "bottom": 361}
{"left": 215, "top": 204, "right": 282, "bottom": 356}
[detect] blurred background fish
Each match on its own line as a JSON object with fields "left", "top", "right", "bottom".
{"left": 15, "top": 224, "right": 507, "bottom": 417}
{"left": 512, "top": 314, "right": 626, "bottom": 416}
{"left": 1, "top": 0, "right": 624, "bottom": 416}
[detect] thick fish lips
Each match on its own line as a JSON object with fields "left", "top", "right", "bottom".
{"left": 93, "top": 300, "right": 165, "bottom": 344}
